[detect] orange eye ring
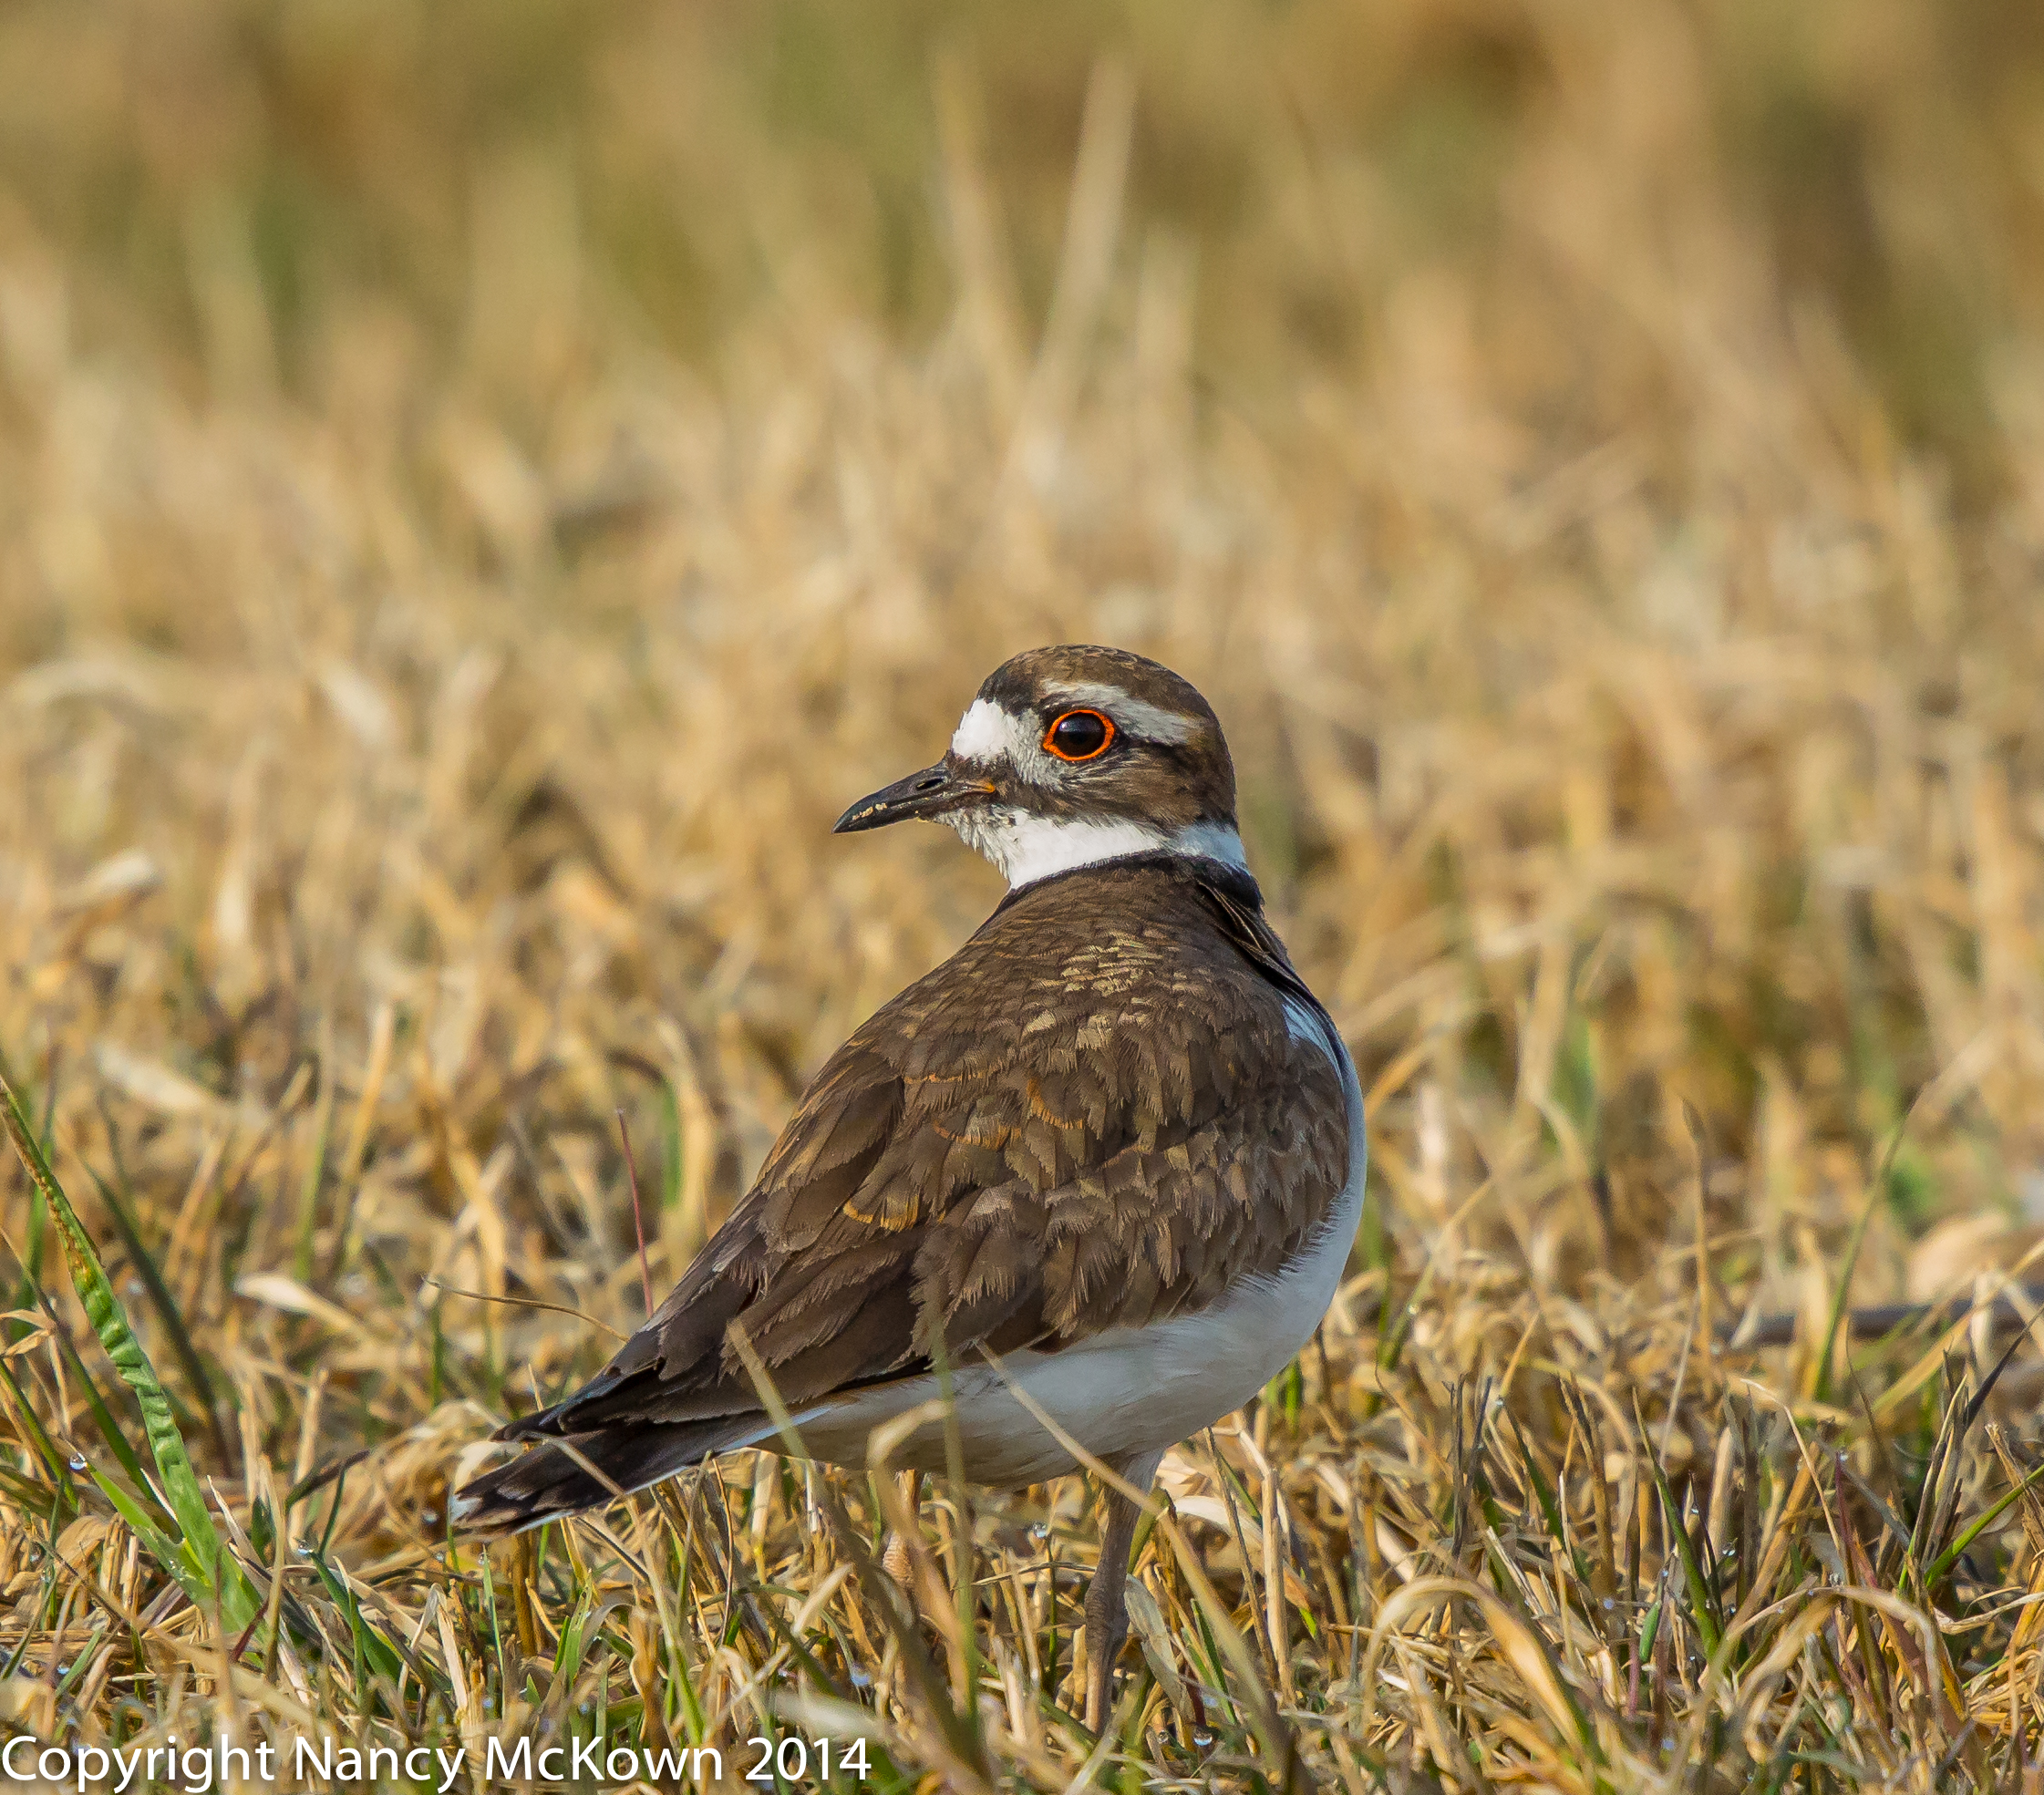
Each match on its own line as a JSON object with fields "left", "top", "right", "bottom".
{"left": 1042, "top": 709, "right": 1116, "bottom": 762}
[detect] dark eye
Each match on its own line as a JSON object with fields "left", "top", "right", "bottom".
{"left": 1042, "top": 709, "right": 1115, "bottom": 762}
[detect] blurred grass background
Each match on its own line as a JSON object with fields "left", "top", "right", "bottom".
{"left": 7, "top": 1, "right": 2044, "bottom": 478}
{"left": 5, "top": 0, "right": 2044, "bottom": 1782}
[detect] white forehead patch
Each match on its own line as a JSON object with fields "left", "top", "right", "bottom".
{"left": 950, "top": 699, "right": 1037, "bottom": 765}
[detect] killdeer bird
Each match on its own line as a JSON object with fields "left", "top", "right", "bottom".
{"left": 455, "top": 645, "right": 1367, "bottom": 1727}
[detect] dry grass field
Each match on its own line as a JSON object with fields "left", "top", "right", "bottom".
{"left": 5, "top": 1, "right": 2044, "bottom": 1788}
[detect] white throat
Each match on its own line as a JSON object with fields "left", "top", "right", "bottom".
{"left": 948, "top": 810, "right": 1248, "bottom": 889}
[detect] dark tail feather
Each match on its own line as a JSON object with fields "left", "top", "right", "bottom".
{"left": 451, "top": 1422, "right": 742, "bottom": 1534}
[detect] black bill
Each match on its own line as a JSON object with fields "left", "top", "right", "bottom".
{"left": 832, "top": 760, "right": 993, "bottom": 833}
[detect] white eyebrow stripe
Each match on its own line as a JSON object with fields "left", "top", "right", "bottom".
{"left": 1043, "top": 683, "right": 1199, "bottom": 745}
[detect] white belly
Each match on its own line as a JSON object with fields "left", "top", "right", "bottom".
{"left": 775, "top": 1007, "right": 1368, "bottom": 1484}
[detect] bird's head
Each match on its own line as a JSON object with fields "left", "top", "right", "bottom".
{"left": 834, "top": 645, "right": 1243, "bottom": 888}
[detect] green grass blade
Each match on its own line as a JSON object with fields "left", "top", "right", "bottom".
{"left": 77, "top": 1155, "right": 225, "bottom": 1452}
{"left": 0, "top": 1357, "right": 76, "bottom": 1512}
{"left": 5, "top": 1045, "right": 56, "bottom": 1315}
{"left": 1922, "top": 1459, "right": 2044, "bottom": 1592}
{"left": 57, "top": 1329, "right": 162, "bottom": 1506}
{"left": 309, "top": 1550, "right": 408, "bottom": 1685}
{"left": 1506, "top": 1408, "right": 1593, "bottom": 1586}
{"left": 0, "top": 1463, "right": 63, "bottom": 1515}
{"left": 90, "top": 1463, "right": 216, "bottom": 1609}
{"left": 1636, "top": 1397, "right": 1721, "bottom": 1658}
{"left": 5, "top": 1189, "right": 189, "bottom": 1513}
{"left": 0, "top": 1070, "right": 259, "bottom": 1629}
{"left": 1815, "top": 1123, "right": 1909, "bottom": 1406}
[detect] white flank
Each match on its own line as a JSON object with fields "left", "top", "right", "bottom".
{"left": 779, "top": 1018, "right": 1368, "bottom": 1484}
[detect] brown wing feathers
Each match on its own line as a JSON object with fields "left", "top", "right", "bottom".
{"left": 493, "top": 857, "right": 1348, "bottom": 1459}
